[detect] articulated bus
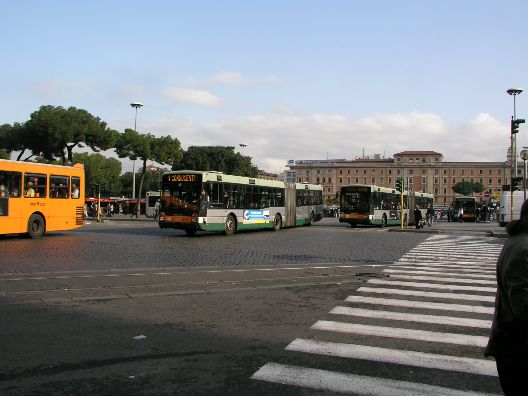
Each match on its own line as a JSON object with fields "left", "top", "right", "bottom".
{"left": 158, "top": 170, "right": 323, "bottom": 235}
{"left": 453, "top": 196, "right": 477, "bottom": 222}
{"left": 0, "top": 159, "right": 84, "bottom": 238}
{"left": 338, "top": 184, "right": 434, "bottom": 227}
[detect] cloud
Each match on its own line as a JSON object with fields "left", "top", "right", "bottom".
{"left": 209, "top": 71, "right": 248, "bottom": 86}
{"left": 143, "top": 112, "right": 510, "bottom": 174}
{"left": 165, "top": 87, "right": 220, "bottom": 107}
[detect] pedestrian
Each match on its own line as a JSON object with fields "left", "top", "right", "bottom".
{"left": 426, "top": 204, "right": 434, "bottom": 227}
{"left": 154, "top": 199, "right": 160, "bottom": 220}
{"left": 458, "top": 207, "right": 464, "bottom": 223}
{"left": 414, "top": 205, "right": 423, "bottom": 229}
{"left": 485, "top": 199, "right": 528, "bottom": 395}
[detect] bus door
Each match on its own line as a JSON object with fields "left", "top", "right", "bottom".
{"left": 0, "top": 170, "right": 23, "bottom": 232}
{"left": 284, "top": 183, "right": 296, "bottom": 227}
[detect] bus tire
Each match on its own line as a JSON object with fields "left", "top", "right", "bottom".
{"left": 381, "top": 213, "right": 387, "bottom": 227}
{"left": 185, "top": 228, "right": 197, "bottom": 236}
{"left": 28, "top": 214, "right": 45, "bottom": 239}
{"left": 273, "top": 214, "right": 282, "bottom": 231}
{"left": 225, "top": 214, "right": 236, "bottom": 236}
{"left": 350, "top": 223, "right": 357, "bottom": 228}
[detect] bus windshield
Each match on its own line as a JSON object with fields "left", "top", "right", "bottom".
{"left": 340, "top": 186, "right": 371, "bottom": 213}
{"left": 161, "top": 173, "right": 202, "bottom": 215}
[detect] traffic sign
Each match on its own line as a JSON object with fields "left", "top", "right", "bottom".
{"left": 484, "top": 191, "right": 490, "bottom": 197}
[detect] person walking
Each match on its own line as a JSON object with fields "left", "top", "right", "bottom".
{"left": 414, "top": 205, "right": 423, "bottom": 229}
{"left": 426, "top": 205, "right": 434, "bottom": 227}
{"left": 485, "top": 199, "right": 528, "bottom": 395}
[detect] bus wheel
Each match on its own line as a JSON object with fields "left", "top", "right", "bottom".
{"left": 273, "top": 214, "right": 282, "bottom": 231}
{"left": 185, "top": 228, "right": 197, "bottom": 236}
{"left": 225, "top": 214, "right": 236, "bottom": 236}
{"left": 28, "top": 214, "right": 45, "bottom": 239}
{"left": 381, "top": 214, "right": 387, "bottom": 227}
{"left": 350, "top": 223, "right": 357, "bottom": 228}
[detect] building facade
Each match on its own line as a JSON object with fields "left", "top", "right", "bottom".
{"left": 287, "top": 151, "right": 512, "bottom": 207}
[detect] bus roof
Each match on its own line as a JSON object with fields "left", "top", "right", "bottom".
{"left": 340, "top": 184, "right": 433, "bottom": 198}
{"left": 163, "top": 170, "right": 321, "bottom": 191}
{"left": 0, "top": 159, "right": 84, "bottom": 172}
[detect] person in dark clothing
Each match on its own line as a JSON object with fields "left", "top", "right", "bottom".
{"left": 485, "top": 199, "right": 528, "bottom": 395}
{"left": 414, "top": 205, "right": 422, "bottom": 229}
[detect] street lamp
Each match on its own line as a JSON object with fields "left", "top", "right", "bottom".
{"left": 507, "top": 88, "right": 522, "bottom": 175}
{"left": 130, "top": 102, "right": 143, "bottom": 200}
{"left": 520, "top": 147, "right": 528, "bottom": 202}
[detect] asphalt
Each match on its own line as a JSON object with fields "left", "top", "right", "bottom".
{"left": 85, "top": 214, "right": 509, "bottom": 238}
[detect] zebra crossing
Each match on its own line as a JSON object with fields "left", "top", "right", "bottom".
{"left": 251, "top": 234, "right": 504, "bottom": 395}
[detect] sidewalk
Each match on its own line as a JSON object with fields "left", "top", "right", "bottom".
{"left": 85, "top": 214, "right": 155, "bottom": 222}
{"left": 389, "top": 220, "right": 508, "bottom": 238}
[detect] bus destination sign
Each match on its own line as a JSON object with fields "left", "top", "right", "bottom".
{"left": 167, "top": 174, "right": 197, "bottom": 182}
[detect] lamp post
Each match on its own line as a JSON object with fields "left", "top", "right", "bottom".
{"left": 507, "top": 89, "right": 522, "bottom": 176}
{"left": 521, "top": 148, "right": 528, "bottom": 202}
{"left": 130, "top": 102, "right": 143, "bottom": 200}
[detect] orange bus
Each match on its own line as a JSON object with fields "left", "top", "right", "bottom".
{"left": 0, "top": 159, "right": 85, "bottom": 238}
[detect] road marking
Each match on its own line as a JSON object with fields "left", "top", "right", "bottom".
{"left": 357, "top": 287, "right": 496, "bottom": 302}
{"left": 393, "top": 265, "right": 496, "bottom": 274}
{"left": 386, "top": 274, "right": 496, "bottom": 285}
{"left": 329, "top": 306, "right": 492, "bottom": 328}
{"left": 285, "top": 338, "right": 497, "bottom": 376}
{"left": 311, "top": 320, "right": 488, "bottom": 347}
{"left": 367, "top": 279, "right": 496, "bottom": 292}
{"left": 251, "top": 363, "right": 499, "bottom": 396}
{"left": 345, "top": 295, "right": 494, "bottom": 314}
{"left": 385, "top": 269, "right": 496, "bottom": 280}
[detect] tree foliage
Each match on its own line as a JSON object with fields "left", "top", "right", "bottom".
{"left": 452, "top": 181, "right": 484, "bottom": 196}
{"left": 72, "top": 152, "right": 122, "bottom": 197}
{"left": 25, "top": 105, "right": 117, "bottom": 164}
{"left": 172, "top": 146, "right": 258, "bottom": 177}
{"left": 115, "top": 129, "right": 182, "bottom": 214}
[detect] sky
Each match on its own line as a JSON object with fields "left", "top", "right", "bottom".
{"left": 1, "top": 0, "right": 528, "bottom": 174}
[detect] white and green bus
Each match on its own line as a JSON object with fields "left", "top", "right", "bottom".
{"left": 158, "top": 170, "right": 323, "bottom": 235}
{"left": 338, "top": 184, "right": 434, "bottom": 227}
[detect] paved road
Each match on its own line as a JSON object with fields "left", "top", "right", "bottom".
{"left": 0, "top": 219, "right": 504, "bottom": 395}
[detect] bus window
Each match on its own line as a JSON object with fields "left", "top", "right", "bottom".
{"left": 24, "top": 173, "right": 47, "bottom": 198}
{"left": 0, "top": 170, "right": 21, "bottom": 198}
{"left": 50, "top": 175, "right": 70, "bottom": 198}
{"left": 71, "top": 176, "right": 80, "bottom": 199}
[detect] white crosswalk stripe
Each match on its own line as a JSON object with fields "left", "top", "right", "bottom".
{"left": 251, "top": 234, "right": 504, "bottom": 395}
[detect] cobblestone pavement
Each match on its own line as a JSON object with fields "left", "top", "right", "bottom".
{"left": 0, "top": 218, "right": 432, "bottom": 274}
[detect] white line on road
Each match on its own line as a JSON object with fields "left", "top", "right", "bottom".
{"left": 285, "top": 338, "right": 497, "bottom": 377}
{"left": 367, "top": 279, "right": 496, "bottom": 293}
{"left": 251, "top": 362, "right": 499, "bottom": 396}
{"left": 387, "top": 274, "right": 496, "bottom": 285}
{"left": 392, "top": 265, "right": 496, "bottom": 274}
{"left": 329, "top": 306, "right": 492, "bottom": 328}
{"left": 311, "top": 320, "right": 488, "bottom": 347}
{"left": 357, "top": 287, "right": 496, "bottom": 302}
{"left": 385, "top": 269, "right": 496, "bottom": 280}
{"left": 345, "top": 295, "right": 494, "bottom": 314}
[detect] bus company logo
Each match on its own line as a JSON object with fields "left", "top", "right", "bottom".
{"left": 30, "top": 202, "right": 46, "bottom": 207}
{"left": 169, "top": 174, "right": 196, "bottom": 182}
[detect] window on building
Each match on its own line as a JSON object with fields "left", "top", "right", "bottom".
{"left": 435, "top": 169, "right": 439, "bottom": 175}
{"left": 371, "top": 177, "right": 375, "bottom": 184}
{"left": 443, "top": 178, "right": 447, "bottom": 184}
{"left": 355, "top": 178, "right": 359, "bottom": 183}
{"left": 380, "top": 177, "right": 384, "bottom": 184}
{"left": 397, "top": 169, "right": 401, "bottom": 175}
{"left": 452, "top": 169, "right": 456, "bottom": 175}
{"left": 339, "top": 177, "right": 342, "bottom": 183}
{"left": 488, "top": 170, "right": 492, "bottom": 176}
{"left": 316, "top": 177, "right": 320, "bottom": 184}
{"left": 381, "top": 169, "right": 384, "bottom": 174}
{"left": 422, "top": 169, "right": 426, "bottom": 175}
{"left": 348, "top": 170, "right": 351, "bottom": 174}
{"left": 409, "top": 169, "right": 413, "bottom": 175}
{"left": 422, "top": 158, "right": 426, "bottom": 163}
{"left": 498, "top": 170, "right": 502, "bottom": 175}
{"left": 422, "top": 178, "right": 426, "bottom": 184}
{"left": 363, "top": 169, "right": 367, "bottom": 174}
{"left": 328, "top": 178, "right": 331, "bottom": 183}
{"left": 489, "top": 178, "right": 492, "bottom": 184}
{"left": 479, "top": 169, "right": 483, "bottom": 175}
{"left": 322, "top": 177, "right": 325, "bottom": 183}
{"left": 435, "top": 188, "right": 438, "bottom": 195}
{"left": 434, "top": 178, "right": 439, "bottom": 184}
{"left": 363, "top": 177, "right": 367, "bottom": 184}
{"left": 388, "top": 170, "right": 392, "bottom": 175}
{"left": 498, "top": 178, "right": 502, "bottom": 184}
{"left": 397, "top": 157, "right": 401, "bottom": 162}
{"left": 443, "top": 188, "right": 447, "bottom": 194}
{"left": 470, "top": 170, "right": 474, "bottom": 175}
{"left": 339, "top": 170, "right": 342, "bottom": 174}
{"left": 388, "top": 178, "right": 392, "bottom": 184}
{"left": 435, "top": 158, "right": 439, "bottom": 162}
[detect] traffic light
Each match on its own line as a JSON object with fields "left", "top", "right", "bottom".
{"left": 395, "top": 177, "right": 403, "bottom": 192}
{"left": 512, "top": 176, "right": 523, "bottom": 191}
{"left": 511, "top": 118, "right": 525, "bottom": 134}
